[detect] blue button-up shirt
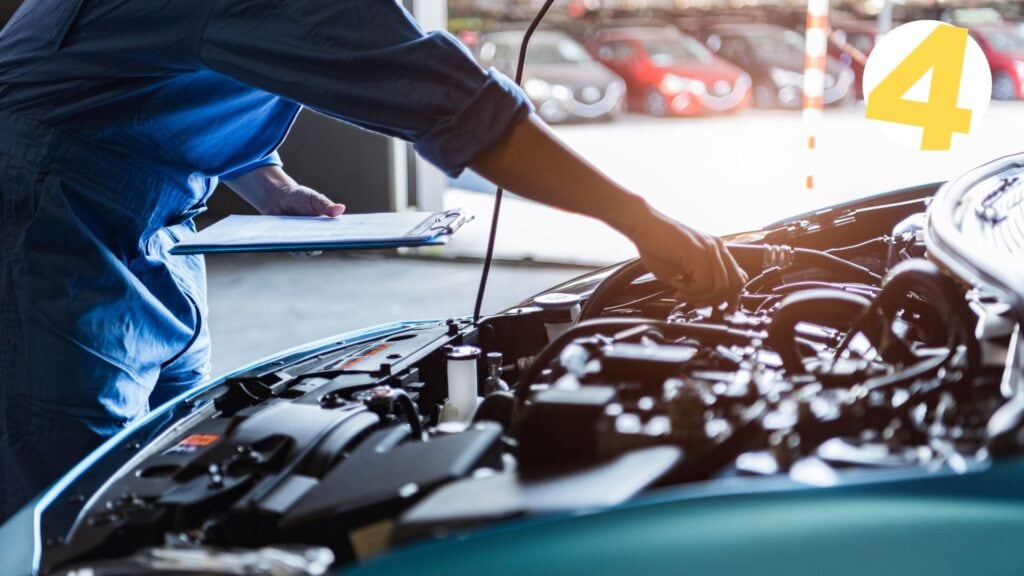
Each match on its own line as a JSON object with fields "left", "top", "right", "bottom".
{"left": 0, "top": 0, "right": 531, "bottom": 181}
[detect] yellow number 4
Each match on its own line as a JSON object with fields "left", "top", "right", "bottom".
{"left": 866, "top": 25, "right": 972, "bottom": 151}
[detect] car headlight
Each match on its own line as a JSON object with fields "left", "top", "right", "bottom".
{"left": 551, "top": 84, "right": 573, "bottom": 101}
{"left": 524, "top": 78, "right": 551, "bottom": 100}
{"left": 661, "top": 74, "right": 706, "bottom": 94}
{"left": 839, "top": 67, "right": 855, "bottom": 85}
{"left": 1014, "top": 61, "right": 1024, "bottom": 78}
{"left": 770, "top": 67, "right": 803, "bottom": 87}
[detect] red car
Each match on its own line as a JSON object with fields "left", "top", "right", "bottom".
{"left": 586, "top": 27, "right": 751, "bottom": 116}
{"left": 828, "top": 15, "right": 877, "bottom": 99}
{"left": 970, "top": 24, "right": 1024, "bottom": 100}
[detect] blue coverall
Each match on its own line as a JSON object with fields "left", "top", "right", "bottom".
{"left": 0, "top": 0, "right": 531, "bottom": 520}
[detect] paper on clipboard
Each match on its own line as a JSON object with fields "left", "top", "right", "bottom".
{"left": 170, "top": 209, "right": 472, "bottom": 255}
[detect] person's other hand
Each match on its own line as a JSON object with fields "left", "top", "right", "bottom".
{"left": 261, "top": 185, "right": 345, "bottom": 218}
{"left": 628, "top": 209, "right": 747, "bottom": 308}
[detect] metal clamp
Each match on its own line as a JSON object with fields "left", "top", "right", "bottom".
{"left": 762, "top": 244, "right": 795, "bottom": 270}
{"left": 426, "top": 209, "right": 475, "bottom": 235}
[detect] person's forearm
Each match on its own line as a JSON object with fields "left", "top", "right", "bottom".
{"left": 225, "top": 165, "right": 300, "bottom": 214}
{"left": 470, "top": 114, "right": 747, "bottom": 305}
{"left": 469, "top": 115, "right": 651, "bottom": 237}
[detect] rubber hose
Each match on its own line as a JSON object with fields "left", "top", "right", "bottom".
{"left": 579, "top": 244, "right": 880, "bottom": 320}
{"left": 766, "top": 288, "right": 873, "bottom": 373}
{"left": 835, "top": 259, "right": 979, "bottom": 374}
{"left": 579, "top": 259, "right": 652, "bottom": 321}
{"left": 727, "top": 244, "right": 882, "bottom": 285}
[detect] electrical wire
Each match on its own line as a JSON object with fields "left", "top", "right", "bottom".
{"left": 472, "top": 0, "right": 557, "bottom": 324}
{"left": 603, "top": 289, "right": 674, "bottom": 313}
{"left": 824, "top": 237, "right": 889, "bottom": 256}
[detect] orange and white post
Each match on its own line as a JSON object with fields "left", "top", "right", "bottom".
{"left": 803, "top": 0, "right": 829, "bottom": 190}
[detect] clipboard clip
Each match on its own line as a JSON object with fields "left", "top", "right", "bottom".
{"left": 428, "top": 208, "right": 475, "bottom": 236}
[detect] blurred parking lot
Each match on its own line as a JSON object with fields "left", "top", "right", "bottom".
{"left": 441, "top": 2, "right": 1024, "bottom": 264}
{"left": 446, "top": 102, "right": 1024, "bottom": 265}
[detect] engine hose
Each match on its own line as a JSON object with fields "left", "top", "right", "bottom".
{"left": 743, "top": 266, "right": 784, "bottom": 294}
{"left": 834, "top": 259, "right": 980, "bottom": 376}
{"left": 579, "top": 244, "right": 880, "bottom": 320}
{"left": 766, "top": 288, "right": 874, "bottom": 373}
{"left": 514, "top": 318, "right": 765, "bottom": 404}
{"left": 727, "top": 244, "right": 883, "bottom": 286}
{"left": 798, "top": 249, "right": 883, "bottom": 284}
{"left": 759, "top": 282, "right": 878, "bottom": 312}
{"left": 579, "top": 259, "right": 652, "bottom": 321}
{"left": 394, "top": 389, "right": 425, "bottom": 440}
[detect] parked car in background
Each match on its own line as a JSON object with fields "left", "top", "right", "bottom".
{"left": 475, "top": 30, "right": 626, "bottom": 123}
{"left": 586, "top": 27, "right": 751, "bottom": 116}
{"left": 827, "top": 13, "right": 876, "bottom": 99}
{"left": 702, "top": 23, "right": 854, "bottom": 109}
{"left": 970, "top": 24, "right": 1024, "bottom": 101}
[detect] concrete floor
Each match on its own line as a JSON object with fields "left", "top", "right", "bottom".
{"left": 206, "top": 252, "right": 587, "bottom": 375}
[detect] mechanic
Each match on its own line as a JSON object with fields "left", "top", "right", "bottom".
{"left": 0, "top": 0, "right": 746, "bottom": 520}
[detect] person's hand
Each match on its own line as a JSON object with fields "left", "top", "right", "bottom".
{"left": 259, "top": 185, "right": 345, "bottom": 260}
{"left": 224, "top": 168, "right": 345, "bottom": 257}
{"left": 259, "top": 185, "right": 345, "bottom": 218}
{"left": 628, "top": 209, "right": 747, "bottom": 308}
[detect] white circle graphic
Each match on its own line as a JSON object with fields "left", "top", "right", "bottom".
{"left": 863, "top": 20, "right": 991, "bottom": 151}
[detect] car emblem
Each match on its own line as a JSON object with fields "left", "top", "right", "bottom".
{"left": 713, "top": 80, "right": 731, "bottom": 96}
{"left": 581, "top": 86, "right": 601, "bottom": 103}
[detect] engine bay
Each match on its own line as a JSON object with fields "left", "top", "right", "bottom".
{"left": 41, "top": 178, "right": 1024, "bottom": 575}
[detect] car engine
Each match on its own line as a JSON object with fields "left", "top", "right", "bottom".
{"left": 41, "top": 179, "right": 1024, "bottom": 575}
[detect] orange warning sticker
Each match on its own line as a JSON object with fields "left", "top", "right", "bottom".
{"left": 180, "top": 434, "right": 219, "bottom": 447}
{"left": 165, "top": 433, "right": 220, "bottom": 455}
{"left": 331, "top": 343, "right": 391, "bottom": 370}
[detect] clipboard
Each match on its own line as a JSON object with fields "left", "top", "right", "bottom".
{"left": 170, "top": 208, "right": 473, "bottom": 255}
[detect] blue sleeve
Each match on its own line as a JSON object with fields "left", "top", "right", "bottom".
{"left": 199, "top": 0, "right": 533, "bottom": 177}
{"left": 219, "top": 150, "right": 283, "bottom": 181}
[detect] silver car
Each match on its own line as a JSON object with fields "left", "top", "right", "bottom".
{"left": 476, "top": 30, "right": 627, "bottom": 123}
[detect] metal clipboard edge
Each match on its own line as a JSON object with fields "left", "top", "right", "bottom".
{"left": 169, "top": 235, "right": 451, "bottom": 255}
{"left": 408, "top": 208, "right": 475, "bottom": 238}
